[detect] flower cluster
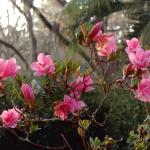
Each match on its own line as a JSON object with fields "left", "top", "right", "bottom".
{"left": 31, "top": 53, "right": 92, "bottom": 120}
{"left": 78, "top": 22, "right": 117, "bottom": 59}
{"left": 0, "top": 53, "right": 55, "bottom": 128}
{"left": 54, "top": 75, "right": 94, "bottom": 120}
{"left": 0, "top": 22, "right": 149, "bottom": 134}
{"left": 69, "top": 75, "right": 94, "bottom": 98}
{"left": 126, "top": 38, "right": 150, "bottom": 70}
{"left": 0, "top": 53, "right": 92, "bottom": 127}
{"left": 89, "top": 22, "right": 117, "bottom": 59}
{"left": 54, "top": 95, "right": 85, "bottom": 120}
{"left": 125, "top": 38, "right": 150, "bottom": 102}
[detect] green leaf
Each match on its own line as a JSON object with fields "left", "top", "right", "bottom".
{"left": 30, "top": 123, "right": 40, "bottom": 133}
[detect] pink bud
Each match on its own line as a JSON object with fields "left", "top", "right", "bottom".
{"left": 89, "top": 22, "right": 103, "bottom": 40}
{"left": 21, "top": 83, "right": 35, "bottom": 105}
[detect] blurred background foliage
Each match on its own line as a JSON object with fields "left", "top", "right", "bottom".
{"left": 62, "top": 0, "right": 150, "bottom": 43}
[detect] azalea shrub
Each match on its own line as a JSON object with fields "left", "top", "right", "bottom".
{"left": 0, "top": 22, "right": 149, "bottom": 150}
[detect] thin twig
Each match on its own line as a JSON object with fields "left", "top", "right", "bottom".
{"left": 0, "top": 39, "right": 28, "bottom": 69}
{"left": 61, "top": 134, "right": 72, "bottom": 150}
{"left": 8, "top": 129, "right": 67, "bottom": 150}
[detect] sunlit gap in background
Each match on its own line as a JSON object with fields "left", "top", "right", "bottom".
{"left": 0, "top": 0, "right": 44, "bottom": 33}
{"left": 66, "top": 0, "right": 72, "bottom": 2}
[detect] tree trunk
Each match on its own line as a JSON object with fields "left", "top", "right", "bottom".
{"left": 25, "top": 0, "right": 38, "bottom": 60}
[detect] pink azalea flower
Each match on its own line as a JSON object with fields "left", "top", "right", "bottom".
{"left": 21, "top": 83, "right": 35, "bottom": 105}
{"left": 64, "top": 95, "right": 85, "bottom": 112}
{"left": 31, "top": 53, "right": 55, "bottom": 76}
{"left": 125, "top": 38, "right": 141, "bottom": 54}
{"left": 69, "top": 75, "right": 94, "bottom": 98}
{"left": 0, "top": 108, "right": 23, "bottom": 128}
{"left": 95, "top": 35, "right": 117, "bottom": 57}
{"left": 74, "top": 100, "right": 85, "bottom": 111}
{"left": 134, "top": 78, "right": 150, "bottom": 102}
{"left": 128, "top": 48, "right": 150, "bottom": 70}
{"left": 0, "top": 58, "right": 20, "bottom": 79}
{"left": 89, "top": 22, "right": 117, "bottom": 58}
{"left": 54, "top": 102, "right": 69, "bottom": 120}
{"left": 63, "top": 95, "right": 77, "bottom": 113}
{"left": 54, "top": 95, "right": 85, "bottom": 120}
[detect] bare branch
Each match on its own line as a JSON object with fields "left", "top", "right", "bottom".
{"left": 0, "top": 39, "right": 28, "bottom": 69}
{"left": 61, "top": 134, "right": 72, "bottom": 150}
{"left": 7, "top": 129, "right": 67, "bottom": 150}
{"left": 23, "top": 1, "right": 70, "bottom": 46}
{"left": 10, "top": 0, "right": 27, "bottom": 19}
{"left": 10, "top": 0, "right": 38, "bottom": 60}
